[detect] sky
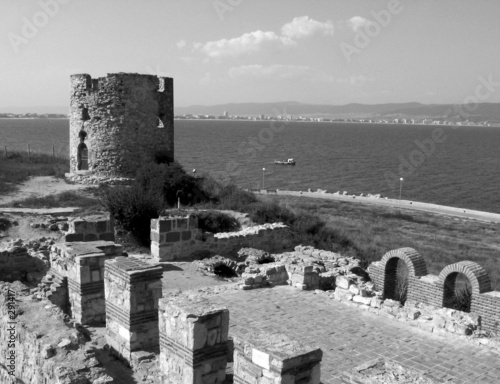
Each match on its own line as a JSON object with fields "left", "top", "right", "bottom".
{"left": 1, "top": 0, "right": 500, "bottom": 111}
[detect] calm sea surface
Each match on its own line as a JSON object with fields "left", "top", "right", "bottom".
{"left": 1, "top": 119, "right": 499, "bottom": 213}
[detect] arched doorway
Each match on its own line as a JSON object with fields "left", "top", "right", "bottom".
{"left": 442, "top": 272, "right": 472, "bottom": 312}
{"left": 439, "top": 261, "right": 491, "bottom": 313}
{"left": 383, "top": 257, "right": 410, "bottom": 303}
{"left": 379, "top": 248, "right": 427, "bottom": 304}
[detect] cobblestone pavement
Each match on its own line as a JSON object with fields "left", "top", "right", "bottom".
{"left": 206, "top": 286, "right": 500, "bottom": 384}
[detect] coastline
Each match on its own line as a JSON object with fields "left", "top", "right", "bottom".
{"left": 256, "top": 189, "right": 500, "bottom": 224}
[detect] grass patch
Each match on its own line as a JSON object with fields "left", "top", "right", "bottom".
{"left": 8, "top": 190, "right": 99, "bottom": 209}
{"left": 262, "top": 195, "right": 500, "bottom": 290}
{"left": 0, "top": 151, "right": 68, "bottom": 194}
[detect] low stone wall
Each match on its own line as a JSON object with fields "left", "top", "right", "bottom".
{"left": 238, "top": 245, "right": 362, "bottom": 291}
{"left": 0, "top": 284, "right": 113, "bottom": 383}
{"left": 233, "top": 330, "right": 322, "bottom": 384}
{"left": 62, "top": 214, "right": 115, "bottom": 242}
{"left": 151, "top": 213, "right": 291, "bottom": 262}
{"left": 368, "top": 247, "right": 500, "bottom": 332}
{"left": 331, "top": 275, "right": 480, "bottom": 336}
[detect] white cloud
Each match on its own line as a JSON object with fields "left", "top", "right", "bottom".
{"left": 176, "top": 40, "right": 186, "bottom": 49}
{"left": 193, "top": 16, "right": 333, "bottom": 59}
{"left": 281, "top": 16, "right": 334, "bottom": 39}
{"left": 347, "top": 16, "right": 372, "bottom": 32}
{"left": 336, "top": 75, "right": 376, "bottom": 85}
{"left": 195, "top": 30, "right": 293, "bottom": 59}
{"left": 228, "top": 64, "right": 310, "bottom": 79}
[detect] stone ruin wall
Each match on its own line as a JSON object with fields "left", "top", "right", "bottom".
{"left": 0, "top": 287, "right": 114, "bottom": 384}
{"left": 0, "top": 243, "right": 48, "bottom": 282}
{"left": 62, "top": 214, "right": 115, "bottom": 243}
{"left": 68, "top": 73, "right": 174, "bottom": 183}
{"left": 368, "top": 247, "right": 500, "bottom": 333}
{"left": 150, "top": 214, "right": 292, "bottom": 262}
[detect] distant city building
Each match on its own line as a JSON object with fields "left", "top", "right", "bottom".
{"left": 223, "top": 110, "right": 228, "bottom": 118}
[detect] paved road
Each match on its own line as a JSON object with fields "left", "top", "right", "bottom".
{"left": 207, "top": 286, "right": 500, "bottom": 384}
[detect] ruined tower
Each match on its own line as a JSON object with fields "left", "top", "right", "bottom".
{"left": 68, "top": 73, "right": 174, "bottom": 183}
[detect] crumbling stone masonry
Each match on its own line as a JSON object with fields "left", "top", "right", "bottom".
{"left": 49, "top": 241, "right": 124, "bottom": 324}
{"left": 368, "top": 247, "right": 500, "bottom": 332}
{"left": 105, "top": 257, "right": 163, "bottom": 364}
{"left": 232, "top": 331, "right": 323, "bottom": 384}
{"left": 67, "top": 73, "right": 174, "bottom": 184}
{"left": 62, "top": 214, "right": 115, "bottom": 242}
{"left": 0, "top": 242, "right": 47, "bottom": 281}
{"left": 151, "top": 213, "right": 290, "bottom": 262}
{"left": 158, "top": 299, "right": 229, "bottom": 384}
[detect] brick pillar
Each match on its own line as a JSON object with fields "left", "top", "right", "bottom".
{"left": 233, "top": 331, "right": 323, "bottom": 384}
{"left": 158, "top": 299, "right": 229, "bottom": 384}
{"left": 59, "top": 242, "right": 124, "bottom": 325}
{"left": 104, "top": 257, "right": 163, "bottom": 365}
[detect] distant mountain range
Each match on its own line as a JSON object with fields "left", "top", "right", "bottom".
{"left": 175, "top": 102, "right": 500, "bottom": 122}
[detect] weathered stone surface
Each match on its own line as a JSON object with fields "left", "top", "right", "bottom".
{"left": 68, "top": 73, "right": 174, "bottom": 181}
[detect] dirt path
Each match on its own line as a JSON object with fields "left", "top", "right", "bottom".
{"left": 0, "top": 176, "right": 94, "bottom": 206}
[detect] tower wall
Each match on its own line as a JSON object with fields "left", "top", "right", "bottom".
{"left": 69, "top": 73, "right": 174, "bottom": 180}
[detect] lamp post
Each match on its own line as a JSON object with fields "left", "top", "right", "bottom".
{"left": 399, "top": 177, "right": 404, "bottom": 201}
{"left": 262, "top": 168, "right": 266, "bottom": 189}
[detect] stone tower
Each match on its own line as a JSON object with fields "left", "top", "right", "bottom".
{"left": 68, "top": 73, "right": 174, "bottom": 183}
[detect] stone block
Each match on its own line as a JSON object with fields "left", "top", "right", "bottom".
{"left": 151, "top": 231, "right": 160, "bottom": 243}
{"left": 99, "top": 233, "right": 115, "bottom": 242}
{"left": 159, "top": 299, "right": 229, "bottom": 384}
{"left": 85, "top": 233, "right": 98, "bottom": 242}
{"left": 164, "top": 232, "right": 181, "bottom": 243}
{"left": 64, "top": 233, "right": 84, "bottom": 242}
{"left": 176, "top": 218, "right": 188, "bottom": 229}
{"left": 181, "top": 231, "right": 191, "bottom": 241}
{"left": 73, "top": 220, "right": 87, "bottom": 232}
{"left": 233, "top": 330, "right": 322, "bottom": 384}
{"left": 336, "top": 275, "right": 353, "bottom": 290}
{"left": 353, "top": 295, "right": 372, "bottom": 306}
{"left": 159, "top": 219, "right": 172, "bottom": 233}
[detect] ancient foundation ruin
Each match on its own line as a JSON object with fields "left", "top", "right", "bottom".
{"left": 3, "top": 210, "right": 500, "bottom": 383}
{"left": 67, "top": 72, "right": 174, "bottom": 184}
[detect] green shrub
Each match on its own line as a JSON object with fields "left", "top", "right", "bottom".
{"left": 100, "top": 184, "right": 164, "bottom": 246}
{"left": 0, "top": 216, "right": 12, "bottom": 231}
{"left": 248, "top": 202, "right": 295, "bottom": 225}
{"left": 453, "top": 277, "right": 472, "bottom": 312}
{"left": 196, "top": 211, "right": 241, "bottom": 233}
{"left": 136, "top": 162, "right": 208, "bottom": 206}
{"left": 395, "top": 261, "right": 409, "bottom": 304}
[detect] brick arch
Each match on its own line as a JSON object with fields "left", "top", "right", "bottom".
{"left": 438, "top": 261, "right": 491, "bottom": 294}
{"left": 380, "top": 247, "right": 427, "bottom": 277}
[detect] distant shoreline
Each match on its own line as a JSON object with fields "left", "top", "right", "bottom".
{"left": 252, "top": 189, "right": 500, "bottom": 223}
{"left": 174, "top": 118, "right": 500, "bottom": 128}
{"left": 1, "top": 117, "right": 498, "bottom": 128}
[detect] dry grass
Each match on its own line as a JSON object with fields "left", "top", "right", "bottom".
{"left": 262, "top": 195, "right": 500, "bottom": 290}
{"left": 0, "top": 151, "right": 68, "bottom": 194}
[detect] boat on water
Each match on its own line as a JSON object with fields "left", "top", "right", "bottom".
{"left": 274, "top": 158, "right": 296, "bottom": 165}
